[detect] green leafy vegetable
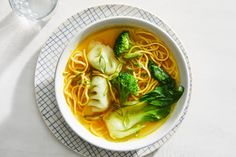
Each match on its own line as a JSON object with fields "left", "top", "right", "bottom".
{"left": 111, "top": 72, "right": 138, "bottom": 103}
{"left": 145, "top": 61, "right": 184, "bottom": 107}
{"left": 104, "top": 102, "right": 170, "bottom": 139}
{"left": 114, "top": 31, "right": 132, "bottom": 57}
{"left": 148, "top": 60, "right": 175, "bottom": 88}
{"left": 140, "top": 85, "right": 184, "bottom": 107}
{"left": 105, "top": 63, "right": 185, "bottom": 139}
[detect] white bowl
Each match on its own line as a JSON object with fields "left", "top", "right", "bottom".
{"left": 55, "top": 17, "right": 191, "bottom": 151}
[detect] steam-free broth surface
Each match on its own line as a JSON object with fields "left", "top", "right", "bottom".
{"left": 63, "top": 26, "right": 183, "bottom": 142}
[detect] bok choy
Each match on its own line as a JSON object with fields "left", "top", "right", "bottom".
{"left": 105, "top": 61, "right": 184, "bottom": 139}
{"left": 105, "top": 102, "right": 171, "bottom": 139}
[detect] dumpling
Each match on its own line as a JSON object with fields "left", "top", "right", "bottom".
{"left": 87, "top": 41, "right": 121, "bottom": 75}
{"left": 87, "top": 76, "right": 109, "bottom": 112}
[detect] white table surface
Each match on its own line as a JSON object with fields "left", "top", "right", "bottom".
{"left": 0, "top": 0, "right": 236, "bottom": 156}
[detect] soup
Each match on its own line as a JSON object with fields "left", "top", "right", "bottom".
{"left": 63, "top": 26, "right": 184, "bottom": 141}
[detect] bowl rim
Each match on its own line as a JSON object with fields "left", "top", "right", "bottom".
{"left": 54, "top": 16, "right": 192, "bottom": 151}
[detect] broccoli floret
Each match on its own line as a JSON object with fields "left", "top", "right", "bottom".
{"left": 114, "top": 31, "right": 132, "bottom": 57}
{"left": 123, "top": 51, "right": 143, "bottom": 59}
{"left": 111, "top": 72, "right": 138, "bottom": 103}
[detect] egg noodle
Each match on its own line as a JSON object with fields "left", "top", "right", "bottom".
{"left": 63, "top": 28, "right": 179, "bottom": 141}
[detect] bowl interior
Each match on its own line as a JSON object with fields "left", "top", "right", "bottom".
{"left": 55, "top": 17, "right": 191, "bottom": 151}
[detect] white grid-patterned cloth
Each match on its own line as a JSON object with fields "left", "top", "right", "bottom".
{"left": 34, "top": 4, "right": 192, "bottom": 157}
